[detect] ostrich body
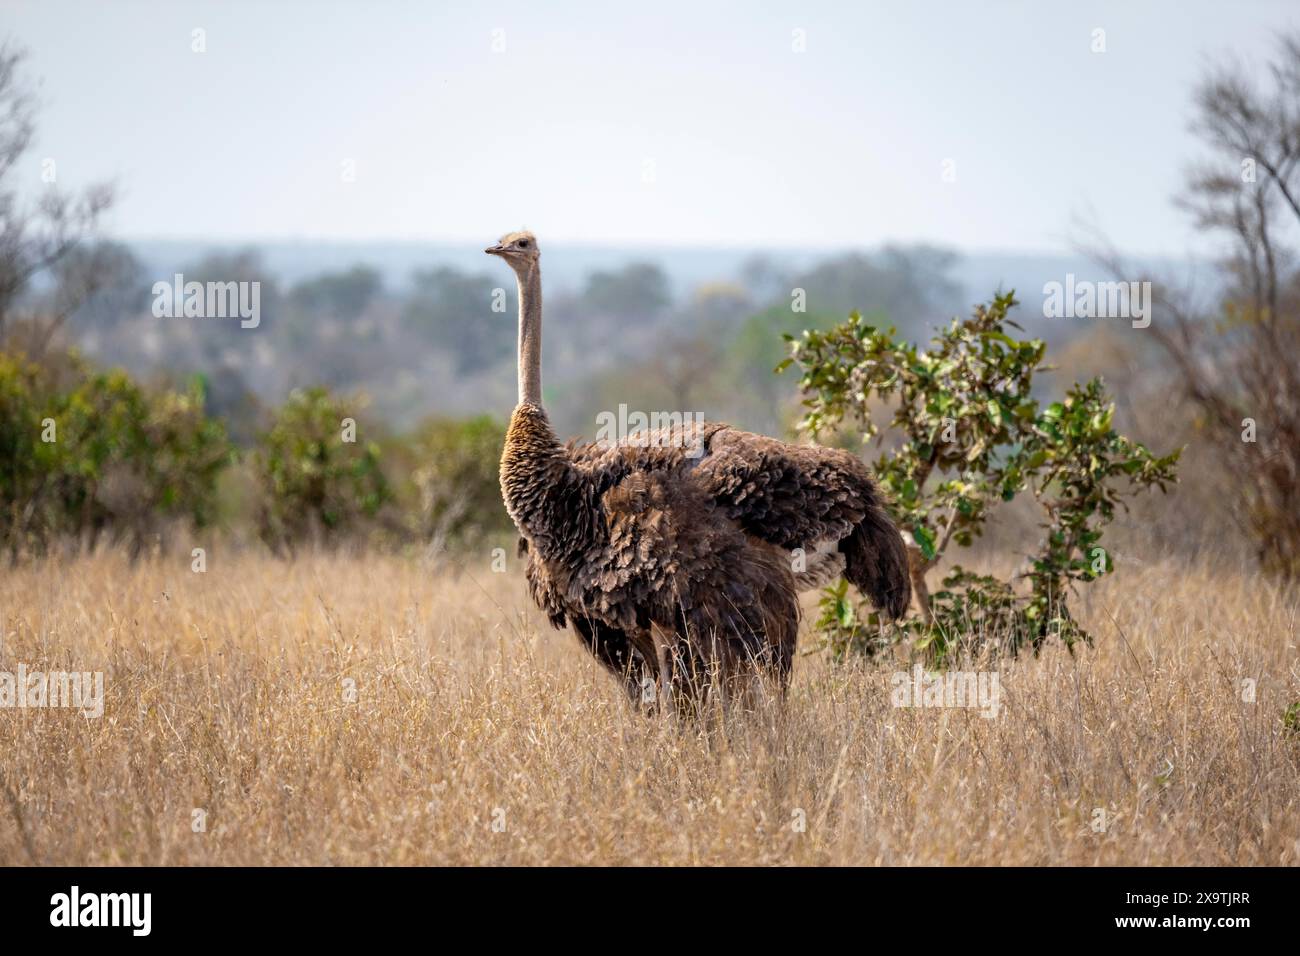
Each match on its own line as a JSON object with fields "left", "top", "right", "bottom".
{"left": 487, "top": 231, "right": 910, "bottom": 708}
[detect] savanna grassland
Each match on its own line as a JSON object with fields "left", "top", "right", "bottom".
{"left": 1, "top": 550, "right": 1297, "bottom": 866}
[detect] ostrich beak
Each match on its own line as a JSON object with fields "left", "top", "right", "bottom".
{"left": 485, "top": 243, "right": 505, "bottom": 256}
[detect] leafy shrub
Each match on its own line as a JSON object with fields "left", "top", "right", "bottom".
{"left": 0, "top": 349, "right": 230, "bottom": 555}
{"left": 253, "top": 386, "right": 391, "bottom": 549}
{"left": 1285, "top": 701, "right": 1300, "bottom": 736}
{"left": 387, "top": 415, "right": 511, "bottom": 553}
{"left": 781, "top": 293, "right": 1179, "bottom": 662}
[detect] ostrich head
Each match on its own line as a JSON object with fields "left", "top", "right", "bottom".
{"left": 485, "top": 230, "right": 539, "bottom": 275}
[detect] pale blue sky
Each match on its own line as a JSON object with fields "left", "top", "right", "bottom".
{"left": 7, "top": 0, "right": 1297, "bottom": 254}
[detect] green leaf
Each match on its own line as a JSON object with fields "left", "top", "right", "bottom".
{"left": 913, "top": 525, "right": 936, "bottom": 561}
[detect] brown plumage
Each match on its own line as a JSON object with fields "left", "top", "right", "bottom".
{"left": 487, "top": 230, "right": 910, "bottom": 711}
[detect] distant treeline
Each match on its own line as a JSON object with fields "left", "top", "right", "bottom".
{"left": 51, "top": 240, "right": 965, "bottom": 440}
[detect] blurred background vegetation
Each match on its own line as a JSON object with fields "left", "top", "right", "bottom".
{"left": 1, "top": 32, "right": 1298, "bottom": 591}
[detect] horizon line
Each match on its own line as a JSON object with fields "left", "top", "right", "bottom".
{"left": 107, "top": 234, "right": 1208, "bottom": 263}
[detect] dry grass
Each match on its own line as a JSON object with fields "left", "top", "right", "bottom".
{"left": 1, "top": 550, "right": 1297, "bottom": 866}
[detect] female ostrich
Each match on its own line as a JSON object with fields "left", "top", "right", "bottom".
{"left": 486, "top": 230, "right": 909, "bottom": 709}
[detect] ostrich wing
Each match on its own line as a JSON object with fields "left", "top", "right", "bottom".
{"left": 694, "top": 428, "right": 873, "bottom": 548}
{"left": 558, "top": 421, "right": 911, "bottom": 619}
{"left": 693, "top": 428, "right": 911, "bottom": 618}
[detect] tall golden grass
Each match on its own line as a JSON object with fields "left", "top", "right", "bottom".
{"left": 0, "top": 551, "right": 1296, "bottom": 865}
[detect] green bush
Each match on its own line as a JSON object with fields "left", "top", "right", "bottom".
{"left": 0, "top": 350, "right": 230, "bottom": 554}
{"left": 387, "top": 415, "right": 511, "bottom": 552}
{"left": 0, "top": 351, "right": 58, "bottom": 548}
{"left": 253, "top": 386, "right": 391, "bottom": 549}
{"left": 1285, "top": 701, "right": 1300, "bottom": 736}
{"left": 781, "top": 293, "right": 1179, "bottom": 663}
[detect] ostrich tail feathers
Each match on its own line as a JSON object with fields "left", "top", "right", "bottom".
{"left": 842, "top": 504, "right": 911, "bottom": 620}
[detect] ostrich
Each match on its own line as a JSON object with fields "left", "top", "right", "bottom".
{"left": 486, "top": 230, "right": 910, "bottom": 710}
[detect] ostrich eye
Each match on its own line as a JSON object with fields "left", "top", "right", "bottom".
{"left": 518, "top": 240, "right": 530, "bottom": 249}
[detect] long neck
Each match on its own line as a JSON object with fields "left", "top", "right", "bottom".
{"left": 516, "top": 264, "right": 542, "bottom": 406}
{"left": 501, "top": 259, "right": 599, "bottom": 552}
